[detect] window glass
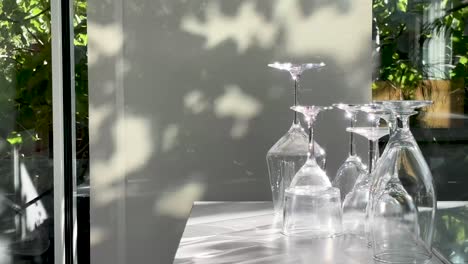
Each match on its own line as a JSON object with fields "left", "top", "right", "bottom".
{"left": 0, "top": 0, "right": 54, "bottom": 262}
{"left": 372, "top": 0, "right": 468, "bottom": 262}
{"left": 74, "top": 0, "right": 89, "bottom": 263}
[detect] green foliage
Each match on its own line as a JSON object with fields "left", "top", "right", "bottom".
{"left": 373, "top": 0, "right": 468, "bottom": 99}
{"left": 0, "top": 0, "right": 88, "bottom": 157}
{"left": 6, "top": 132, "right": 23, "bottom": 145}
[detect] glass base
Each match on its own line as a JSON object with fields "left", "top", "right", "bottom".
{"left": 282, "top": 228, "right": 342, "bottom": 238}
{"left": 374, "top": 251, "right": 432, "bottom": 264}
{"left": 373, "top": 239, "right": 432, "bottom": 264}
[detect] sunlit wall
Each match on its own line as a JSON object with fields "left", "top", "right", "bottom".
{"left": 88, "top": 0, "right": 372, "bottom": 263}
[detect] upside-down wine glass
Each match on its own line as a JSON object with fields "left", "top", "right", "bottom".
{"left": 282, "top": 105, "right": 342, "bottom": 237}
{"left": 341, "top": 104, "right": 390, "bottom": 239}
{"left": 332, "top": 104, "right": 367, "bottom": 200}
{"left": 363, "top": 102, "right": 397, "bottom": 246}
{"left": 342, "top": 126, "right": 389, "bottom": 239}
{"left": 357, "top": 104, "right": 392, "bottom": 176}
{"left": 266, "top": 62, "right": 326, "bottom": 216}
{"left": 369, "top": 100, "right": 435, "bottom": 264}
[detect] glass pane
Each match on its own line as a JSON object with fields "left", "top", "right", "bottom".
{"left": 0, "top": 0, "right": 54, "bottom": 263}
{"left": 372, "top": 0, "right": 468, "bottom": 262}
{"left": 74, "top": 0, "right": 89, "bottom": 263}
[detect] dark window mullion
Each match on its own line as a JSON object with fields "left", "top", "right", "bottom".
{"left": 61, "top": 0, "right": 75, "bottom": 263}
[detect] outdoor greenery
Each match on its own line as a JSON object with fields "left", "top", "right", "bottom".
{"left": 373, "top": 0, "right": 468, "bottom": 100}
{"left": 373, "top": 1, "right": 468, "bottom": 260}
{"left": 434, "top": 209, "right": 468, "bottom": 263}
{"left": 0, "top": 0, "right": 88, "bottom": 158}
{"left": 0, "top": 0, "right": 465, "bottom": 156}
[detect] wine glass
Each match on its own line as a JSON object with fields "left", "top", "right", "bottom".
{"left": 337, "top": 103, "right": 392, "bottom": 241}
{"left": 332, "top": 103, "right": 367, "bottom": 200}
{"left": 369, "top": 100, "right": 435, "bottom": 264}
{"left": 357, "top": 103, "right": 392, "bottom": 172}
{"left": 266, "top": 62, "right": 326, "bottom": 216}
{"left": 282, "top": 105, "right": 342, "bottom": 238}
{"left": 342, "top": 126, "right": 389, "bottom": 239}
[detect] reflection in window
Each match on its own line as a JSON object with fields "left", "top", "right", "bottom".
{"left": 74, "top": 0, "right": 90, "bottom": 263}
{"left": 0, "top": 0, "right": 54, "bottom": 262}
{"left": 0, "top": 0, "right": 89, "bottom": 262}
{"left": 372, "top": 0, "right": 468, "bottom": 262}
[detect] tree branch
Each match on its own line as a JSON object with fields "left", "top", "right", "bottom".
{"left": 23, "top": 7, "right": 50, "bottom": 21}
{"left": 0, "top": 55, "right": 22, "bottom": 65}
{"left": 24, "top": 26, "right": 44, "bottom": 46}
{"left": 445, "top": 1, "right": 468, "bottom": 15}
{"left": 0, "top": 7, "right": 50, "bottom": 23}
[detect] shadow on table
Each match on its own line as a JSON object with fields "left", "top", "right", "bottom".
{"left": 175, "top": 214, "right": 372, "bottom": 264}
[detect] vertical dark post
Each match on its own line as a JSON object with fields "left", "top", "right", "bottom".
{"left": 61, "top": 0, "right": 74, "bottom": 263}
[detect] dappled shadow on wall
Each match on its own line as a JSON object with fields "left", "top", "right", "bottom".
{"left": 88, "top": 0, "right": 372, "bottom": 262}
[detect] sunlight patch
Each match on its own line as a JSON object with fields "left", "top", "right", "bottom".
{"left": 181, "top": 1, "right": 278, "bottom": 53}
{"left": 214, "top": 85, "right": 262, "bottom": 138}
{"left": 184, "top": 90, "right": 209, "bottom": 114}
{"left": 156, "top": 182, "right": 206, "bottom": 219}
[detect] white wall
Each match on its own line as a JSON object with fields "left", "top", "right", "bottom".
{"left": 89, "top": 0, "right": 372, "bottom": 263}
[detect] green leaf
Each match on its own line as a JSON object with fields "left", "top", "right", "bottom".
{"left": 32, "top": 133, "right": 41, "bottom": 141}
{"left": 7, "top": 132, "right": 22, "bottom": 145}
{"left": 401, "top": 75, "right": 407, "bottom": 85}
{"left": 459, "top": 56, "right": 468, "bottom": 65}
{"left": 397, "top": 0, "right": 407, "bottom": 12}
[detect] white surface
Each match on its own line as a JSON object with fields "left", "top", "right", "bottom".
{"left": 186, "top": 201, "right": 273, "bottom": 225}
{"left": 175, "top": 202, "right": 446, "bottom": 264}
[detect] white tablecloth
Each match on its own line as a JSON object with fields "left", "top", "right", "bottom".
{"left": 174, "top": 201, "right": 448, "bottom": 264}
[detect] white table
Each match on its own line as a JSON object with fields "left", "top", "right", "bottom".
{"left": 174, "top": 202, "right": 448, "bottom": 264}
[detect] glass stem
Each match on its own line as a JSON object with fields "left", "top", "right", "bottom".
{"left": 307, "top": 120, "right": 314, "bottom": 159}
{"left": 388, "top": 114, "right": 397, "bottom": 136}
{"left": 349, "top": 112, "right": 356, "bottom": 156}
{"left": 369, "top": 140, "right": 380, "bottom": 174}
{"left": 368, "top": 117, "right": 381, "bottom": 173}
{"left": 293, "top": 79, "right": 298, "bottom": 125}
{"left": 401, "top": 115, "right": 410, "bottom": 131}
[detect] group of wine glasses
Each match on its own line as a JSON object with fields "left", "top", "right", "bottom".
{"left": 266, "top": 62, "right": 436, "bottom": 264}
